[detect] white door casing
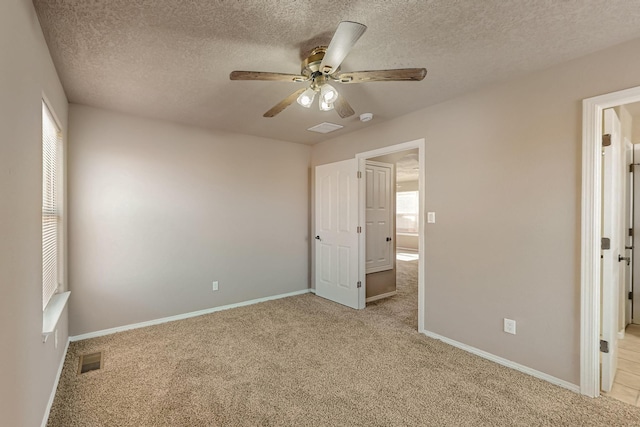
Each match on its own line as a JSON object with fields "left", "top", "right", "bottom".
{"left": 314, "top": 159, "right": 362, "bottom": 309}
{"left": 365, "top": 160, "right": 395, "bottom": 274}
{"left": 581, "top": 85, "right": 640, "bottom": 398}
{"left": 601, "top": 108, "right": 622, "bottom": 393}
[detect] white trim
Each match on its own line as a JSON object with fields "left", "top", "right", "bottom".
{"left": 42, "top": 291, "right": 70, "bottom": 340}
{"left": 70, "top": 289, "right": 311, "bottom": 341}
{"left": 366, "top": 291, "right": 397, "bottom": 303}
{"left": 356, "top": 139, "right": 426, "bottom": 333}
{"left": 357, "top": 157, "right": 367, "bottom": 309}
{"left": 423, "top": 330, "right": 580, "bottom": 393}
{"left": 581, "top": 85, "right": 640, "bottom": 398}
{"left": 309, "top": 288, "right": 316, "bottom": 294}
{"left": 366, "top": 266, "right": 394, "bottom": 275}
{"left": 41, "top": 338, "right": 70, "bottom": 427}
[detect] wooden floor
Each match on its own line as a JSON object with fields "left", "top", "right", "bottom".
{"left": 605, "top": 324, "right": 640, "bottom": 406}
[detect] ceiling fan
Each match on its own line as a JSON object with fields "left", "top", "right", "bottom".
{"left": 230, "top": 21, "right": 427, "bottom": 119}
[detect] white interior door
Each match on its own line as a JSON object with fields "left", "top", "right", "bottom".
{"left": 634, "top": 145, "right": 640, "bottom": 324}
{"left": 365, "top": 160, "right": 394, "bottom": 274}
{"left": 601, "top": 108, "right": 623, "bottom": 392}
{"left": 624, "top": 138, "right": 633, "bottom": 327}
{"left": 315, "top": 159, "right": 362, "bottom": 309}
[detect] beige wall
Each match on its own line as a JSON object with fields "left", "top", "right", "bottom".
{"left": 396, "top": 234, "right": 419, "bottom": 251}
{"left": 67, "top": 105, "right": 311, "bottom": 335}
{"left": 366, "top": 270, "right": 396, "bottom": 299}
{"left": 312, "top": 38, "right": 640, "bottom": 385}
{"left": 0, "top": 0, "right": 69, "bottom": 425}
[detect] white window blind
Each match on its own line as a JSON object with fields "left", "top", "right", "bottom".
{"left": 42, "top": 102, "right": 61, "bottom": 310}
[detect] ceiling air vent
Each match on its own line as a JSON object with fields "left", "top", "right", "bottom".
{"left": 78, "top": 352, "right": 103, "bottom": 374}
{"left": 307, "top": 122, "right": 344, "bottom": 134}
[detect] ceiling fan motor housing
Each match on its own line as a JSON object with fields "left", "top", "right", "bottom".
{"left": 301, "top": 47, "right": 327, "bottom": 76}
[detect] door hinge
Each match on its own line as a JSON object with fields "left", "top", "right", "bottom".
{"left": 630, "top": 292, "right": 634, "bottom": 300}
{"left": 601, "top": 237, "right": 611, "bottom": 250}
{"left": 357, "top": 281, "right": 362, "bottom": 288}
{"left": 631, "top": 164, "right": 635, "bottom": 173}
{"left": 602, "top": 134, "right": 612, "bottom": 147}
{"left": 600, "top": 339, "right": 609, "bottom": 353}
{"left": 630, "top": 228, "right": 634, "bottom": 237}
{"left": 357, "top": 171, "right": 362, "bottom": 178}
{"left": 357, "top": 226, "right": 362, "bottom": 233}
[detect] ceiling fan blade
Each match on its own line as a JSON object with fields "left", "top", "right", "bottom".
{"left": 263, "top": 88, "right": 307, "bottom": 118}
{"left": 334, "top": 93, "right": 355, "bottom": 119}
{"left": 335, "top": 68, "right": 427, "bottom": 83}
{"left": 320, "top": 21, "right": 367, "bottom": 74}
{"left": 230, "top": 71, "right": 307, "bottom": 82}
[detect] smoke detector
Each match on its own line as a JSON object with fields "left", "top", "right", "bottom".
{"left": 359, "top": 112, "right": 373, "bottom": 122}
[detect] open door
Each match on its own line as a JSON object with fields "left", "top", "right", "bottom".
{"left": 624, "top": 138, "right": 633, "bottom": 327}
{"left": 601, "top": 108, "right": 623, "bottom": 392}
{"left": 634, "top": 145, "right": 640, "bottom": 324}
{"left": 315, "top": 159, "right": 363, "bottom": 309}
{"left": 365, "top": 160, "right": 395, "bottom": 274}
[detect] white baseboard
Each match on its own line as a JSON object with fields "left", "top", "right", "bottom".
{"left": 70, "top": 289, "right": 312, "bottom": 342}
{"left": 309, "top": 288, "right": 316, "bottom": 294}
{"left": 366, "top": 291, "right": 397, "bottom": 303}
{"left": 41, "top": 337, "right": 70, "bottom": 427}
{"left": 422, "top": 330, "right": 580, "bottom": 394}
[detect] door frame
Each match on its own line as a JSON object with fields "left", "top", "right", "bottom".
{"left": 356, "top": 138, "right": 426, "bottom": 332}
{"left": 581, "top": 85, "right": 640, "bottom": 397}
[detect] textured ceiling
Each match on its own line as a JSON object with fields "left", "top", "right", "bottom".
{"left": 33, "top": 0, "right": 640, "bottom": 145}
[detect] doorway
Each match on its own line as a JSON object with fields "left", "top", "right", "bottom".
{"left": 364, "top": 149, "right": 420, "bottom": 330}
{"left": 581, "top": 86, "right": 640, "bottom": 398}
{"left": 357, "top": 139, "right": 426, "bottom": 332}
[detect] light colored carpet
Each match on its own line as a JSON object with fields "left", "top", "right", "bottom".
{"left": 48, "top": 259, "right": 640, "bottom": 426}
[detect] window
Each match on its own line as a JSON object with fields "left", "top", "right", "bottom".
{"left": 396, "top": 190, "right": 419, "bottom": 234}
{"left": 42, "top": 101, "right": 61, "bottom": 310}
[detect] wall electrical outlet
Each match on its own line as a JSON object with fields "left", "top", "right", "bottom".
{"left": 503, "top": 318, "right": 516, "bottom": 335}
{"left": 212, "top": 281, "right": 219, "bottom": 291}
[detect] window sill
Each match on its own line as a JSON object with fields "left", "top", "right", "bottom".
{"left": 42, "top": 291, "right": 70, "bottom": 343}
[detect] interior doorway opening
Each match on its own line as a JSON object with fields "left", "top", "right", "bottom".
{"left": 581, "top": 86, "right": 640, "bottom": 399}
{"left": 356, "top": 139, "right": 426, "bottom": 333}
{"left": 363, "top": 149, "right": 420, "bottom": 330}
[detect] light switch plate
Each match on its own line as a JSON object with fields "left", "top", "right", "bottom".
{"left": 504, "top": 318, "right": 516, "bottom": 335}
{"left": 427, "top": 212, "right": 436, "bottom": 223}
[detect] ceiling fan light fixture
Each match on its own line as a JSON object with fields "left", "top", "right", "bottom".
{"left": 297, "top": 87, "right": 316, "bottom": 108}
{"left": 320, "top": 83, "right": 339, "bottom": 104}
{"left": 319, "top": 99, "right": 334, "bottom": 111}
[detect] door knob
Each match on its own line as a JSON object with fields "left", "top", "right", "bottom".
{"left": 315, "top": 235, "right": 321, "bottom": 241}
{"left": 386, "top": 237, "right": 392, "bottom": 242}
{"left": 618, "top": 254, "right": 631, "bottom": 265}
